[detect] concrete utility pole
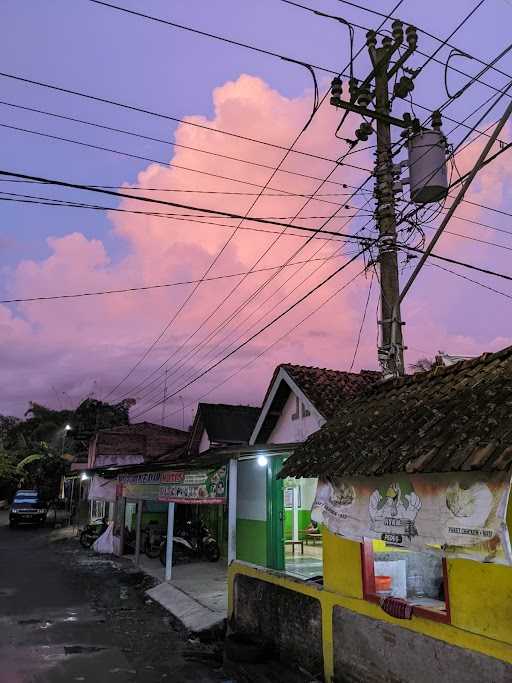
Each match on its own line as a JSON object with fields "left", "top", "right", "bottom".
{"left": 330, "top": 21, "right": 421, "bottom": 377}
{"left": 371, "top": 37, "right": 404, "bottom": 377}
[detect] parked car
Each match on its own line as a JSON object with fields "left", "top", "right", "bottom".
{"left": 46, "top": 499, "right": 69, "bottom": 528}
{"left": 9, "top": 490, "right": 47, "bottom": 528}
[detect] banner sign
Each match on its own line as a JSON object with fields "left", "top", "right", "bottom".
{"left": 158, "top": 466, "right": 227, "bottom": 504}
{"left": 312, "top": 471, "right": 512, "bottom": 564}
{"left": 118, "top": 472, "right": 162, "bottom": 501}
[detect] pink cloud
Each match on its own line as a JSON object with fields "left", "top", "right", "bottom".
{"left": 1, "top": 75, "right": 511, "bottom": 422}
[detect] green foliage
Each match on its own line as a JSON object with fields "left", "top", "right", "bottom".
{"left": 0, "top": 398, "right": 132, "bottom": 500}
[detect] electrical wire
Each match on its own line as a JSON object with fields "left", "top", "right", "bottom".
{"left": 142, "top": 267, "right": 368, "bottom": 421}
{"left": 0, "top": 252, "right": 348, "bottom": 304}
{"left": 86, "top": 0, "right": 341, "bottom": 76}
{"left": 349, "top": 271, "right": 373, "bottom": 371}
{"left": 130, "top": 246, "right": 370, "bottom": 417}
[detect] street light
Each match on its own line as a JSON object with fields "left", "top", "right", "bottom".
{"left": 65, "top": 424, "right": 72, "bottom": 431}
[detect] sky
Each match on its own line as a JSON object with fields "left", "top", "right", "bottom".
{"left": 0, "top": 0, "right": 511, "bottom": 425}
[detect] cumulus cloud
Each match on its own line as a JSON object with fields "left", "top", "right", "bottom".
{"left": 1, "top": 75, "right": 511, "bottom": 422}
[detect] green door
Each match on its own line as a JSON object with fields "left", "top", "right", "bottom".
{"left": 266, "top": 455, "right": 285, "bottom": 570}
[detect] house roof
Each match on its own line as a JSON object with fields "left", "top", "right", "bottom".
{"left": 187, "top": 403, "right": 260, "bottom": 456}
{"left": 280, "top": 346, "right": 512, "bottom": 479}
{"left": 252, "top": 363, "right": 379, "bottom": 444}
{"left": 90, "top": 421, "right": 189, "bottom": 467}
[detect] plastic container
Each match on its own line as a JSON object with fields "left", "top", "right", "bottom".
{"left": 375, "top": 575, "right": 392, "bottom": 596}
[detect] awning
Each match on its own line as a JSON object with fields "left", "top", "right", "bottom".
{"left": 312, "top": 470, "right": 512, "bottom": 565}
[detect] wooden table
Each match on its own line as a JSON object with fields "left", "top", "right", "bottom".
{"left": 285, "top": 540, "right": 304, "bottom": 554}
{"left": 305, "top": 533, "right": 322, "bottom": 546}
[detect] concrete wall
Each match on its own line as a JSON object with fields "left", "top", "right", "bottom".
{"left": 332, "top": 606, "right": 512, "bottom": 683}
{"left": 267, "top": 391, "right": 322, "bottom": 444}
{"left": 229, "top": 529, "right": 512, "bottom": 682}
{"left": 236, "top": 458, "right": 267, "bottom": 566}
{"left": 233, "top": 573, "right": 323, "bottom": 677}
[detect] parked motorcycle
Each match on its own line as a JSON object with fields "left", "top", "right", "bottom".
{"left": 159, "top": 519, "right": 220, "bottom": 566}
{"left": 79, "top": 517, "right": 108, "bottom": 549}
{"left": 143, "top": 521, "right": 165, "bottom": 559}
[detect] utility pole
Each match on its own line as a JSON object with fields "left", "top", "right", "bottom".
{"left": 161, "top": 369, "right": 168, "bottom": 426}
{"left": 370, "top": 33, "right": 405, "bottom": 377}
{"left": 330, "top": 21, "right": 426, "bottom": 377}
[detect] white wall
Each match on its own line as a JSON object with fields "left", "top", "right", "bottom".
{"left": 268, "top": 391, "right": 323, "bottom": 444}
{"left": 237, "top": 458, "right": 267, "bottom": 521}
{"left": 198, "top": 429, "right": 210, "bottom": 454}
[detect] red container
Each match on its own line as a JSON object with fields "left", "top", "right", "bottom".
{"left": 375, "top": 575, "right": 392, "bottom": 595}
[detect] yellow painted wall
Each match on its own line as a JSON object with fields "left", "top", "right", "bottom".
{"left": 229, "top": 532, "right": 512, "bottom": 682}
{"left": 322, "top": 528, "right": 363, "bottom": 598}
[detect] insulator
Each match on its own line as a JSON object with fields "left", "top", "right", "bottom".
{"left": 382, "top": 36, "right": 393, "bottom": 49}
{"left": 406, "top": 25, "right": 418, "bottom": 50}
{"left": 391, "top": 20, "right": 404, "bottom": 43}
{"left": 331, "top": 76, "right": 343, "bottom": 101}
{"left": 348, "top": 77, "right": 359, "bottom": 100}
{"left": 431, "top": 109, "right": 442, "bottom": 130}
{"left": 357, "top": 85, "right": 372, "bottom": 107}
{"left": 366, "top": 30, "right": 377, "bottom": 49}
{"left": 355, "top": 122, "right": 373, "bottom": 141}
{"left": 393, "top": 76, "right": 415, "bottom": 99}
{"left": 402, "top": 112, "right": 412, "bottom": 127}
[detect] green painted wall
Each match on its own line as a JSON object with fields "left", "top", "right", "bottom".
{"left": 284, "top": 509, "right": 311, "bottom": 539}
{"left": 236, "top": 518, "right": 267, "bottom": 565}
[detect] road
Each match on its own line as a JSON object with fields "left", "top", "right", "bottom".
{"left": 0, "top": 512, "right": 229, "bottom": 683}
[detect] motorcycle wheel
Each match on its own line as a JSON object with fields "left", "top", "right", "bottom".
{"left": 79, "top": 530, "right": 95, "bottom": 549}
{"left": 145, "top": 537, "right": 161, "bottom": 559}
{"left": 204, "top": 540, "right": 220, "bottom": 562}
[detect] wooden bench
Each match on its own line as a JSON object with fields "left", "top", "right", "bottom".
{"left": 305, "top": 533, "right": 322, "bottom": 546}
{"left": 285, "top": 540, "right": 304, "bottom": 554}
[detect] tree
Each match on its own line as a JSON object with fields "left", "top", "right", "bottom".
{"left": 0, "top": 398, "right": 133, "bottom": 500}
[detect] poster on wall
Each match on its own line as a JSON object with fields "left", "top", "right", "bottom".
{"left": 158, "top": 466, "right": 227, "bottom": 504}
{"left": 311, "top": 471, "right": 512, "bottom": 565}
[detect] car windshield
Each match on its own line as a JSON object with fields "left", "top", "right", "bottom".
{"left": 13, "top": 497, "right": 42, "bottom": 508}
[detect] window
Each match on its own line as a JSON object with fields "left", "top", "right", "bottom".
{"left": 291, "top": 396, "right": 300, "bottom": 421}
{"left": 361, "top": 540, "right": 450, "bottom": 623}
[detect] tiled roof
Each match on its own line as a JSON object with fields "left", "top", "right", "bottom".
{"left": 282, "top": 364, "right": 379, "bottom": 419}
{"left": 253, "top": 364, "right": 379, "bottom": 444}
{"left": 187, "top": 403, "right": 260, "bottom": 456}
{"left": 280, "top": 346, "right": 512, "bottom": 478}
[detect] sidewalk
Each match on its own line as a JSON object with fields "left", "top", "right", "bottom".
{"left": 144, "top": 560, "right": 228, "bottom": 636}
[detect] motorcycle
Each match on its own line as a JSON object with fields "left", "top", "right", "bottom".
{"left": 159, "top": 519, "right": 220, "bottom": 566}
{"left": 142, "top": 521, "right": 165, "bottom": 559}
{"left": 79, "top": 517, "right": 108, "bottom": 549}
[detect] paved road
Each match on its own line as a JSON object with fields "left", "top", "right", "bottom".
{"left": 0, "top": 512, "right": 228, "bottom": 683}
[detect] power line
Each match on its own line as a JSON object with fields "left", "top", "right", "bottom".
{"left": 0, "top": 99, "right": 373, "bottom": 184}
{"left": 349, "top": 271, "right": 373, "bottom": 371}
{"left": 333, "top": 0, "right": 512, "bottom": 90}
{"left": 0, "top": 252, "right": 348, "bottom": 304}
{"left": 0, "top": 71, "right": 364, "bottom": 164}
{"left": 135, "top": 267, "right": 368, "bottom": 420}
{"left": 2, "top": 168, "right": 512, "bottom": 285}
{"left": 97, "top": 1, "right": 407, "bottom": 402}
{"left": 86, "top": 0, "right": 341, "bottom": 75}
{"left": 130, "top": 246, "right": 369, "bottom": 417}
{"left": 429, "top": 262, "right": 512, "bottom": 301}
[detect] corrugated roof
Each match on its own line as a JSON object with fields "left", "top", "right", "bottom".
{"left": 280, "top": 346, "right": 512, "bottom": 478}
